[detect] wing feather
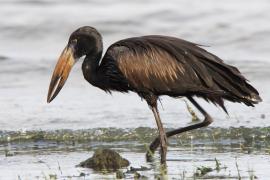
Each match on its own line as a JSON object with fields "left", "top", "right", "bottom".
{"left": 104, "top": 35, "right": 261, "bottom": 109}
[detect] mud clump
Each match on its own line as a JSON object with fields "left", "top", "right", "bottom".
{"left": 78, "top": 149, "right": 130, "bottom": 171}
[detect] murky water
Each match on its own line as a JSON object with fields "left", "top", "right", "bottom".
{"left": 0, "top": 0, "right": 270, "bottom": 179}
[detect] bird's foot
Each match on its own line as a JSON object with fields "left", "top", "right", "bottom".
{"left": 146, "top": 134, "right": 168, "bottom": 164}
{"left": 146, "top": 137, "right": 160, "bottom": 162}
{"left": 159, "top": 133, "right": 168, "bottom": 164}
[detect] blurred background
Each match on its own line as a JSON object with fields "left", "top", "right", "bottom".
{"left": 0, "top": 0, "right": 270, "bottom": 179}
{"left": 0, "top": 0, "right": 269, "bottom": 130}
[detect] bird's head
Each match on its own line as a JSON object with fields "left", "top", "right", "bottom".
{"left": 47, "top": 26, "right": 102, "bottom": 103}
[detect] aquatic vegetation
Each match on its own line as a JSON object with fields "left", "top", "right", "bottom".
{"left": 183, "top": 99, "right": 200, "bottom": 122}
{"left": 1, "top": 127, "right": 270, "bottom": 146}
{"left": 194, "top": 166, "right": 213, "bottom": 177}
{"left": 129, "top": 166, "right": 151, "bottom": 172}
{"left": 193, "top": 158, "right": 228, "bottom": 178}
{"left": 78, "top": 148, "right": 130, "bottom": 171}
{"left": 117, "top": 166, "right": 150, "bottom": 179}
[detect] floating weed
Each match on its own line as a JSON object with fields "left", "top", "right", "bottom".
{"left": 193, "top": 158, "right": 227, "bottom": 178}
{"left": 120, "top": 166, "right": 150, "bottom": 179}
{"left": 194, "top": 166, "right": 213, "bottom": 177}
{"left": 129, "top": 166, "right": 151, "bottom": 172}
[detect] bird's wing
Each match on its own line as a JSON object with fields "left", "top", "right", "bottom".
{"left": 104, "top": 35, "right": 261, "bottom": 109}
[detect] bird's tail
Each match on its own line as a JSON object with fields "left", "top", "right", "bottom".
{"left": 200, "top": 58, "right": 262, "bottom": 110}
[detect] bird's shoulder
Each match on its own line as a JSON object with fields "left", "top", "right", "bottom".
{"left": 103, "top": 35, "right": 218, "bottom": 63}
{"left": 101, "top": 36, "right": 204, "bottom": 93}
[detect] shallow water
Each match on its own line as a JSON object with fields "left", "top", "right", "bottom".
{"left": 0, "top": 0, "right": 270, "bottom": 179}
{"left": 1, "top": 127, "right": 270, "bottom": 179}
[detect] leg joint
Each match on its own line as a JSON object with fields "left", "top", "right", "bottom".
{"left": 203, "top": 114, "right": 213, "bottom": 126}
{"left": 140, "top": 93, "right": 158, "bottom": 107}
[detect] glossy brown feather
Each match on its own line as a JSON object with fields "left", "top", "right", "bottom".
{"left": 117, "top": 46, "right": 186, "bottom": 91}
{"left": 102, "top": 35, "right": 261, "bottom": 111}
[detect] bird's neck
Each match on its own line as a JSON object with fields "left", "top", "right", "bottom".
{"left": 82, "top": 48, "right": 104, "bottom": 88}
{"left": 85, "top": 50, "right": 102, "bottom": 70}
{"left": 82, "top": 30, "right": 103, "bottom": 71}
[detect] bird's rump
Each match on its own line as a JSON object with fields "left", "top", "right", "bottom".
{"left": 104, "top": 35, "right": 261, "bottom": 110}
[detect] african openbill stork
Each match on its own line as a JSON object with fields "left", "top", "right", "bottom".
{"left": 47, "top": 26, "right": 261, "bottom": 164}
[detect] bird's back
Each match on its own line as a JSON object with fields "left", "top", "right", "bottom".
{"left": 100, "top": 35, "right": 261, "bottom": 110}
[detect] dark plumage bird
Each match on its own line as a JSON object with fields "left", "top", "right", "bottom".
{"left": 47, "top": 26, "right": 262, "bottom": 164}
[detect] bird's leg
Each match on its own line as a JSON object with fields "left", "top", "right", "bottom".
{"left": 151, "top": 105, "right": 168, "bottom": 164}
{"left": 146, "top": 96, "right": 213, "bottom": 161}
{"left": 144, "top": 94, "right": 168, "bottom": 164}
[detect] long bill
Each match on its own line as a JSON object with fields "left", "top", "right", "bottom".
{"left": 47, "top": 46, "right": 75, "bottom": 103}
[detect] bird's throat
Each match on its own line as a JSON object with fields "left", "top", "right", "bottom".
{"left": 82, "top": 52, "right": 103, "bottom": 88}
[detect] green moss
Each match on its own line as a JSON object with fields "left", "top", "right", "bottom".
{"left": 78, "top": 149, "right": 129, "bottom": 171}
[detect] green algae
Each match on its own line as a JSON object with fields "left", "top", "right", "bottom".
{"left": 78, "top": 148, "right": 130, "bottom": 171}
{"left": 1, "top": 127, "right": 270, "bottom": 149}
